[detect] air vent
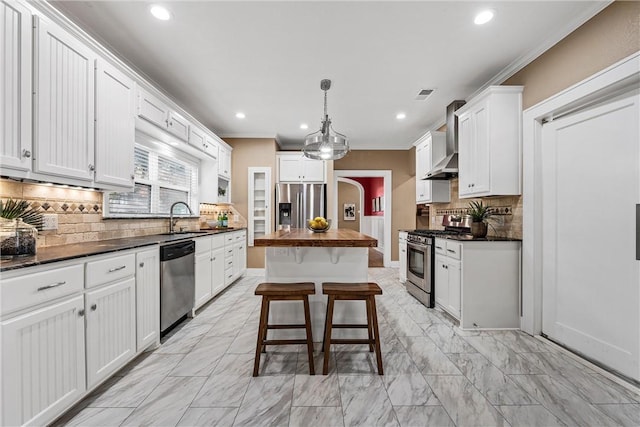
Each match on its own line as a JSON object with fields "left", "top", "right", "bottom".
{"left": 415, "top": 89, "right": 435, "bottom": 101}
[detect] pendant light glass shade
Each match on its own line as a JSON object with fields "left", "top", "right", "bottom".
{"left": 303, "top": 79, "right": 349, "bottom": 161}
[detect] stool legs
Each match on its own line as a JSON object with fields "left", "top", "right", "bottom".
{"left": 302, "top": 295, "right": 315, "bottom": 375}
{"left": 322, "top": 295, "right": 336, "bottom": 375}
{"left": 369, "top": 296, "right": 383, "bottom": 375}
{"left": 253, "top": 296, "right": 270, "bottom": 377}
{"left": 365, "top": 297, "right": 374, "bottom": 352}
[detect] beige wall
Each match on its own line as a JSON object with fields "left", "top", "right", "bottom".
{"left": 334, "top": 150, "right": 415, "bottom": 261}
{"left": 337, "top": 181, "right": 360, "bottom": 231}
{"left": 225, "top": 138, "right": 278, "bottom": 269}
{"left": 505, "top": 1, "right": 640, "bottom": 109}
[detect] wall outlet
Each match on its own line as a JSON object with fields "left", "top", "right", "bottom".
{"left": 42, "top": 213, "right": 58, "bottom": 230}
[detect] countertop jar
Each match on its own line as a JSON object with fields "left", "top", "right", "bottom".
{"left": 0, "top": 218, "right": 38, "bottom": 257}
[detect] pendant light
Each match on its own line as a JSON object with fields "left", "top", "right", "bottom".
{"left": 303, "top": 79, "right": 349, "bottom": 160}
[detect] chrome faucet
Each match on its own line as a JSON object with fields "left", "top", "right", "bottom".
{"left": 169, "top": 201, "right": 194, "bottom": 234}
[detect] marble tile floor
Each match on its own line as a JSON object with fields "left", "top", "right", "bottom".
{"left": 56, "top": 268, "right": 640, "bottom": 427}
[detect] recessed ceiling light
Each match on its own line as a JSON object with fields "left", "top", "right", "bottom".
{"left": 235, "top": 112, "right": 246, "bottom": 119}
{"left": 300, "top": 123, "right": 309, "bottom": 130}
{"left": 150, "top": 5, "right": 171, "bottom": 21}
{"left": 396, "top": 112, "right": 406, "bottom": 120}
{"left": 474, "top": 9, "right": 495, "bottom": 25}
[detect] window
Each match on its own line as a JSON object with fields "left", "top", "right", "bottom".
{"left": 105, "top": 144, "right": 198, "bottom": 217}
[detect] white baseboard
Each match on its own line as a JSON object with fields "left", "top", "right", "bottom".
{"left": 245, "top": 268, "right": 265, "bottom": 276}
{"left": 390, "top": 261, "right": 399, "bottom": 268}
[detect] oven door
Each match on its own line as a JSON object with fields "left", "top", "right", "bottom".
{"left": 407, "top": 241, "right": 431, "bottom": 292}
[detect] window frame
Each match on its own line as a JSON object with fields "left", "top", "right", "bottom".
{"left": 103, "top": 137, "right": 200, "bottom": 218}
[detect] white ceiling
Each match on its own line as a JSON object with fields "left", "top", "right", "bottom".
{"left": 53, "top": 1, "right": 607, "bottom": 150}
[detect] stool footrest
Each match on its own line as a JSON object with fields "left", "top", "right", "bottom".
{"left": 330, "top": 339, "right": 375, "bottom": 345}
{"left": 332, "top": 324, "right": 368, "bottom": 329}
{"left": 267, "top": 324, "right": 306, "bottom": 329}
{"left": 263, "top": 339, "right": 308, "bottom": 346}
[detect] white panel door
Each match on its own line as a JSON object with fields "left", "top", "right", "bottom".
{"left": 34, "top": 17, "right": 96, "bottom": 180}
{"left": 95, "top": 59, "right": 135, "bottom": 187}
{"left": 211, "top": 247, "right": 226, "bottom": 296}
{"left": 1, "top": 296, "right": 86, "bottom": 427}
{"left": 434, "top": 254, "right": 448, "bottom": 308}
{"left": 457, "top": 114, "right": 473, "bottom": 197}
{"left": 136, "top": 248, "right": 160, "bottom": 351}
{"left": 278, "top": 155, "right": 303, "bottom": 181}
{"left": 85, "top": 278, "right": 136, "bottom": 388}
{"left": 0, "top": 0, "right": 32, "bottom": 171}
{"left": 542, "top": 92, "right": 640, "bottom": 381}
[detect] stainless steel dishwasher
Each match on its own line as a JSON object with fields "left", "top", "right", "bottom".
{"left": 160, "top": 240, "right": 195, "bottom": 334}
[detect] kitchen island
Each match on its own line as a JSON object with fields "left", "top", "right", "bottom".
{"left": 254, "top": 228, "right": 377, "bottom": 340}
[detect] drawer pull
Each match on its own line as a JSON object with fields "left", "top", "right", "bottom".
{"left": 108, "top": 265, "right": 127, "bottom": 273}
{"left": 37, "top": 281, "right": 66, "bottom": 291}
{"left": 447, "top": 249, "right": 456, "bottom": 253}
{"left": 436, "top": 246, "right": 443, "bottom": 250}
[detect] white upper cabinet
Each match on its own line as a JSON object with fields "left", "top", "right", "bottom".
{"left": 95, "top": 59, "right": 135, "bottom": 188}
{"left": 456, "top": 86, "right": 523, "bottom": 198}
{"left": 218, "top": 144, "right": 232, "bottom": 179}
{"left": 34, "top": 16, "right": 96, "bottom": 181}
{"left": 415, "top": 131, "right": 450, "bottom": 204}
{"left": 137, "top": 87, "right": 189, "bottom": 142}
{"left": 167, "top": 110, "right": 189, "bottom": 141}
{"left": 189, "top": 127, "right": 219, "bottom": 159}
{"left": 203, "top": 135, "right": 219, "bottom": 159}
{"left": 1, "top": 0, "right": 32, "bottom": 172}
{"left": 277, "top": 153, "right": 326, "bottom": 182}
{"left": 137, "top": 87, "right": 170, "bottom": 130}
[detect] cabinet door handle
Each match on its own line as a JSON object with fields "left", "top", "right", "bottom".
{"left": 22, "top": 149, "right": 31, "bottom": 158}
{"left": 131, "top": 174, "right": 135, "bottom": 180}
{"left": 139, "top": 262, "right": 145, "bottom": 268}
{"left": 91, "top": 304, "right": 97, "bottom": 311}
{"left": 88, "top": 164, "right": 95, "bottom": 171}
{"left": 78, "top": 309, "right": 85, "bottom": 317}
{"left": 436, "top": 246, "right": 443, "bottom": 250}
{"left": 37, "top": 281, "right": 66, "bottom": 291}
{"left": 447, "top": 249, "right": 455, "bottom": 253}
{"left": 108, "top": 265, "right": 126, "bottom": 273}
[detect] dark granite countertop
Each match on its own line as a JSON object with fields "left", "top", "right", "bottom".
{"left": 0, "top": 228, "right": 246, "bottom": 272}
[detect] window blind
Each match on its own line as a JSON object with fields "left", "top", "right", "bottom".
{"left": 105, "top": 144, "right": 198, "bottom": 216}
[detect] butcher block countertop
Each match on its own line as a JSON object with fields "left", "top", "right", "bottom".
{"left": 254, "top": 228, "right": 377, "bottom": 248}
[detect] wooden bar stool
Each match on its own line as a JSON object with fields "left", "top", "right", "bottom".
{"left": 321, "top": 282, "right": 383, "bottom": 375}
{"left": 253, "top": 282, "right": 316, "bottom": 376}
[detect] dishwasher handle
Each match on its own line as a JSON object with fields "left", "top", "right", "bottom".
{"left": 161, "top": 240, "right": 195, "bottom": 261}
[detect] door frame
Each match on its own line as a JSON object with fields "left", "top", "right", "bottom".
{"left": 337, "top": 177, "right": 366, "bottom": 228}
{"left": 333, "top": 170, "right": 392, "bottom": 267}
{"left": 521, "top": 51, "right": 640, "bottom": 334}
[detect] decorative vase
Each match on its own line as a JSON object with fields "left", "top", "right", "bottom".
{"left": 470, "top": 221, "right": 487, "bottom": 238}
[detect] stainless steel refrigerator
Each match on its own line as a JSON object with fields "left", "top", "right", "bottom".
{"left": 275, "top": 183, "right": 327, "bottom": 230}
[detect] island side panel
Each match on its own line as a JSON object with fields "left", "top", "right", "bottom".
{"left": 264, "top": 246, "right": 369, "bottom": 341}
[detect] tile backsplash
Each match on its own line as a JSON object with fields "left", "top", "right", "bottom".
{"left": 423, "top": 178, "right": 522, "bottom": 239}
{"left": 0, "top": 178, "right": 211, "bottom": 248}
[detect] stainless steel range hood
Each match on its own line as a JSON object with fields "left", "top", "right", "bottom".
{"left": 423, "top": 100, "right": 465, "bottom": 180}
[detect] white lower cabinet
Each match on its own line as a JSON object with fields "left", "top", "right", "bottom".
{"left": 434, "top": 238, "right": 521, "bottom": 329}
{"left": 194, "top": 234, "right": 234, "bottom": 311}
{"left": 85, "top": 278, "right": 136, "bottom": 389}
{"left": 435, "top": 254, "right": 461, "bottom": 319}
{"left": 135, "top": 248, "right": 160, "bottom": 351}
{"left": 211, "top": 246, "right": 226, "bottom": 296}
{"left": 1, "top": 247, "right": 162, "bottom": 426}
{"left": 399, "top": 231, "right": 407, "bottom": 283}
{"left": 1, "top": 295, "right": 86, "bottom": 427}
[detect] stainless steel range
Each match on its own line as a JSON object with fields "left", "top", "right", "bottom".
{"left": 406, "top": 215, "right": 472, "bottom": 308}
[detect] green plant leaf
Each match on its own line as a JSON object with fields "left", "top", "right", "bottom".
{"left": 0, "top": 198, "right": 43, "bottom": 230}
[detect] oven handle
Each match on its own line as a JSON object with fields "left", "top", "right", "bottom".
{"left": 407, "top": 241, "right": 431, "bottom": 251}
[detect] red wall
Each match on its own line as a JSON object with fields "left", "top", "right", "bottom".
{"left": 349, "top": 177, "right": 384, "bottom": 216}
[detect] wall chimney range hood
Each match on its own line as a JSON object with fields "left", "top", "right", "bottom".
{"left": 423, "top": 100, "right": 466, "bottom": 180}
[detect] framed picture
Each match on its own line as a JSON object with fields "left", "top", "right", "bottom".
{"left": 344, "top": 203, "right": 356, "bottom": 220}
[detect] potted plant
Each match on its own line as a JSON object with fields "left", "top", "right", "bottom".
{"left": 0, "top": 199, "right": 43, "bottom": 256}
{"left": 467, "top": 200, "right": 492, "bottom": 238}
